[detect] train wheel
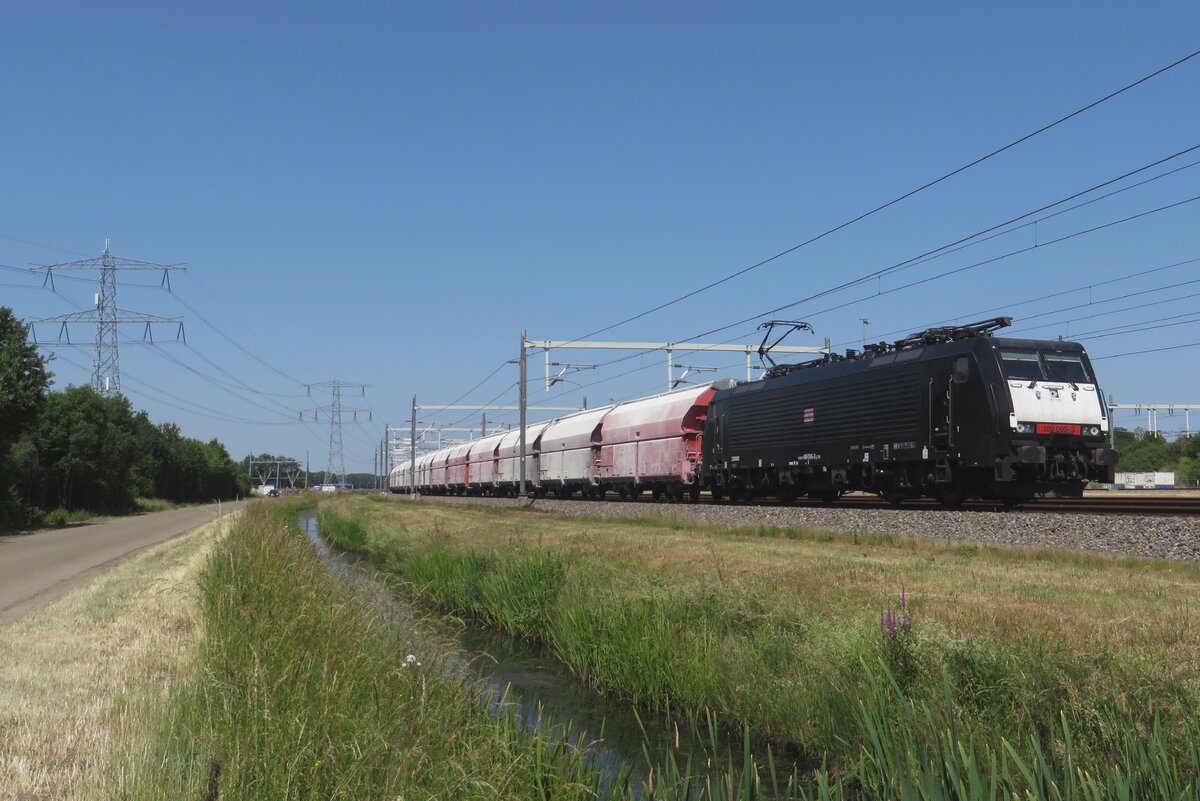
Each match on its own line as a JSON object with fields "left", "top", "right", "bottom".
{"left": 651, "top": 487, "right": 663, "bottom": 501}
{"left": 689, "top": 483, "right": 701, "bottom": 503}
{"left": 629, "top": 486, "right": 642, "bottom": 500}
{"left": 594, "top": 486, "right": 606, "bottom": 501}
{"left": 934, "top": 482, "right": 965, "bottom": 508}
{"left": 811, "top": 488, "right": 841, "bottom": 504}
{"left": 776, "top": 485, "right": 797, "bottom": 505}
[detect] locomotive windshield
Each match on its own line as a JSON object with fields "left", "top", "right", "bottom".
{"left": 1000, "top": 348, "right": 1093, "bottom": 384}
{"left": 1043, "top": 352, "right": 1092, "bottom": 384}
{"left": 1000, "top": 350, "right": 1042, "bottom": 381}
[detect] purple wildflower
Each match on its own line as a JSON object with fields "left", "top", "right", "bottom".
{"left": 881, "top": 592, "right": 913, "bottom": 640}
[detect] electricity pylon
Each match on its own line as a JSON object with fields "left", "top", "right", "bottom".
{"left": 302, "top": 381, "right": 370, "bottom": 488}
{"left": 28, "top": 240, "right": 186, "bottom": 397}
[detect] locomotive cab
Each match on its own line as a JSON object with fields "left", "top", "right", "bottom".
{"left": 987, "top": 339, "right": 1118, "bottom": 499}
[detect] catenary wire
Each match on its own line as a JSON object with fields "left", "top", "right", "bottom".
{"left": 840, "top": 149, "right": 1200, "bottom": 292}
{"left": 836, "top": 255, "right": 1200, "bottom": 346}
{"left": 514, "top": 193, "right": 1200, "bottom": 389}
{"left": 499, "top": 150, "right": 1200, "bottom": 391}
{"left": 678, "top": 193, "right": 1200, "bottom": 348}
{"left": 1002, "top": 282, "right": 1200, "bottom": 338}
{"left": 1068, "top": 313, "right": 1200, "bottom": 340}
{"left": 556, "top": 49, "right": 1200, "bottom": 347}
{"left": 1092, "top": 341, "right": 1200, "bottom": 360}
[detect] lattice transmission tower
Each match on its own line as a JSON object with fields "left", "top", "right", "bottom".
{"left": 302, "top": 380, "right": 371, "bottom": 487}
{"left": 28, "top": 240, "right": 186, "bottom": 397}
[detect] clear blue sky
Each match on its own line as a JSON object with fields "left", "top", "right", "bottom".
{"left": 2, "top": 1, "right": 1198, "bottom": 475}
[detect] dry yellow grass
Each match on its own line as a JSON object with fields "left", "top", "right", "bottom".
{"left": 0, "top": 514, "right": 234, "bottom": 801}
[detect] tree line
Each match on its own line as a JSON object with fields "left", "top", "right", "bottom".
{"left": 237, "top": 453, "right": 380, "bottom": 492}
{"left": 1, "top": 306, "right": 250, "bottom": 531}
{"left": 1112, "top": 428, "right": 1200, "bottom": 485}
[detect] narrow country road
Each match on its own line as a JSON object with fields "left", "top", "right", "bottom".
{"left": 0, "top": 501, "right": 244, "bottom": 623}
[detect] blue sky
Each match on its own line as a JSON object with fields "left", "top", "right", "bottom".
{"left": 2, "top": 1, "right": 1198, "bottom": 475}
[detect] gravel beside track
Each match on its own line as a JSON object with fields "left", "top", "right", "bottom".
{"left": 401, "top": 495, "right": 1200, "bottom": 563}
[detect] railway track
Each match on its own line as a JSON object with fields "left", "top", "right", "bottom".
{"left": 408, "top": 491, "right": 1200, "bottom": 517}
{"left": 409, "top": 490, "right": 1200, "bottom": 562}
{"left": 770, "top": 493, "right": 1200, "bottom": 517}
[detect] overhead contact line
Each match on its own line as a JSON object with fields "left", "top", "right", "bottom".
{"left": 555, "top": 49, "right": 1200, "bottom": 348}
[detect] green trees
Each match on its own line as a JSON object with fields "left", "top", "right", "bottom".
{"left": 1114, "top": 428, "right": 1200, "bottom": 485}
{"left": 0, "top": 307, "right": 51, "bottom": 528}
{"left": 0, "top": 306, "right": 250, "bottom": 531}
{"left": 35, "top": 387, "right": 141, "bottom": 512}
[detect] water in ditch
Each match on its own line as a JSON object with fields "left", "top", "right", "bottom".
{"left": 298, "top": 510, "right": 807, "bottom": 792}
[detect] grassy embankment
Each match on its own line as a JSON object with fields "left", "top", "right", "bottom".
{"left": 318, "top": 495, "right": 1200, "bottom": 795}
{"left": 7, "top": 497, "right": 203, "bottom": 532}
{"left": 110, "top": 498, "right": 637, "bottom": 801}
{"left": 0, "top": 513, "right": 229, "bottom": 800}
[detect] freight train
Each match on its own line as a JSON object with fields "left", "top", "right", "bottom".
{"left": 389, "top": 318, "right": 1118, "bottom": 505}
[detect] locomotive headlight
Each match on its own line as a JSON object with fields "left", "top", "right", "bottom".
{"left": 1087, "top": 426, "right": 1100, "bottom": 436}
{"left": 1015, "top": 422, "right": 1032, "bottom": 434}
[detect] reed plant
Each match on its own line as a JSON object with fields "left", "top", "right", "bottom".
{"left": 316, "top": 506, "right": 368, "bottom": 550}
{"left": 635, "top": 675, "right": 1200, "bottom": 800}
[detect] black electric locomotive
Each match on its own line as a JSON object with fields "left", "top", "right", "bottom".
{"left": 701, "top": 318, "right": 1119, "bottom": 504}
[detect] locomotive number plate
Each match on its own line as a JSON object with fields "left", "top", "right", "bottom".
{"left": 1035, "top": 423, "right": 1081, "bottom": 435}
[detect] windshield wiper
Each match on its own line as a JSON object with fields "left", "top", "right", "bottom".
{"left": 1045, "top": 370, "right": 1079, "bottom": 391}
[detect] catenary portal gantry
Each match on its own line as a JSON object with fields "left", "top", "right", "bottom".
{"left": 526, "top": 338, "right": 831, "bottom": 391}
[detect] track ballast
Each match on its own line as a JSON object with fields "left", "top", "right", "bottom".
{"left": 400, "top": 492, "right": 1200, "bottom": 563}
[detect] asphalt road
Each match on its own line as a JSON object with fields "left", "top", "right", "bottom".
{"left": 0, "top": 501, "right": 243, "bottom": 624}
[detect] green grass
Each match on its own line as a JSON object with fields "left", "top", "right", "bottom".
{"left": 38, "top": 506, "right": 95, "bottom": 527}
{"left": 316, "top": 507, "right": 368, "bottom": 550}
{"left": 107, "top": 497, "right": 1200, "bottom": 800}
{"left": 109, "top": 501, "right": 625, "bottom": 801}
{"left": 316, "top": 496, "right": 1200, "bottom": 788}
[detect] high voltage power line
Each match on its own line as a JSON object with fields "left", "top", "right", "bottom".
{"left": 3, "top": 243, "right": 346, "bottom": 464}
